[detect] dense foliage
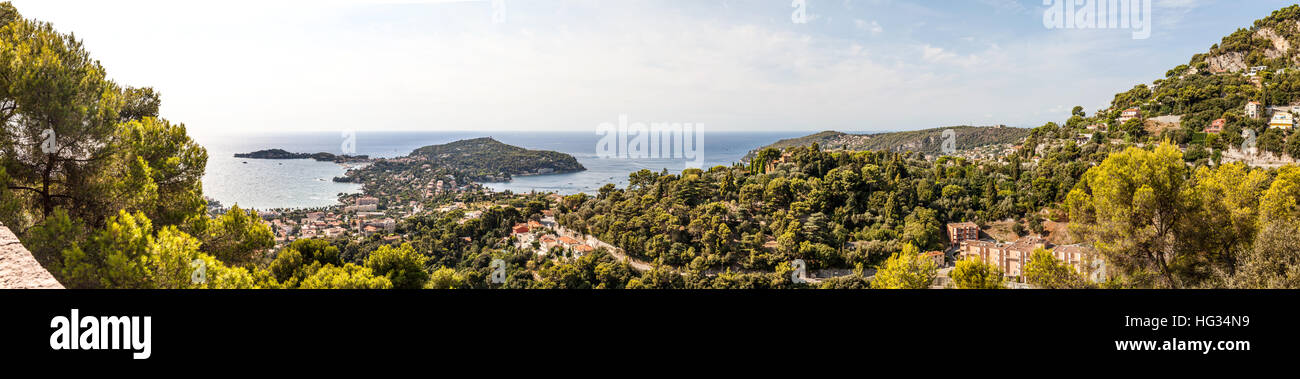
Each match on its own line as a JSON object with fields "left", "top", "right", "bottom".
{"left": 0, "top": 2, "right": 275, "bottom": 288}
{"left": 750, "top": 126, "right": 1030, "bottom": 159}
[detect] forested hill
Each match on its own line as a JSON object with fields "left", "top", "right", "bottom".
{"left": 1103, "top": 5, "right": 1300, "bottom": 136}
{"left": 409, "top": 137, "right": 585, "bottom": 181}
{"left": 746, "top": 126, "right": 1031, "bottom": 159}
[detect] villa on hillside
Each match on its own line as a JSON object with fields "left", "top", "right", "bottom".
{"left": 1117, "top": 108, "right": 1141, "bottom": 124}
{"left": 1205, "top": 118, "right": 1226, "bottom": 134}
{"left": 1247, "top": 101, "right": 1263, "bottom": 119}
{"left": 920, "top": 251, "right": 945, "bottom": 267}
{"left": 1272, "top": 112, "right": 1294, "bottom": 129}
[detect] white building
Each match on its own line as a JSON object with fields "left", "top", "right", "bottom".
{"left": 1271, "top": 112, "right": 1294, "bottom": 130}
{"left": 1246, "top": 101, "right": 1263, "bottom": 119}
{"left": 1117, "top": 108, "right": 1141, "bottom": 124}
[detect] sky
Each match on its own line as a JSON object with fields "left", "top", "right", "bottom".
{"left": 8, "top": 0, "right": 1300, "bottom": 135}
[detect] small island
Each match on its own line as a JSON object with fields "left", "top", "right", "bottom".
{"left": 235, "top": 149, "right": 371, "bottom": 163}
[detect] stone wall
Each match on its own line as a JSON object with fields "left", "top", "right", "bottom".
{"left": 0, "top": 224, "right": 63, "bottom": 289}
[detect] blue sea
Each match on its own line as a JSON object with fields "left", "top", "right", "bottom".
{"left": 195, "top": 131, "right": 802, "bottom": 210}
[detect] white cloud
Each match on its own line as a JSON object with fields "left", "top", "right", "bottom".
{"left": 854, "top": 19, "right": 884, "bottom": 34}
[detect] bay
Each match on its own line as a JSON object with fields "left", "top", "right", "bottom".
{"left": 195, "top": 131, "right": 803, "bottom": 210}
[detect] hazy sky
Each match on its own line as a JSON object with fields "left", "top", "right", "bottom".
{"left": 9, "top": 0, "right": 1299, "bottom": 135}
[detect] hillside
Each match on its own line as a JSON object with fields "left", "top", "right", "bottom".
{"left": 408, "top": 137, "right": 586, "bottom": 181}
{"left": 1102, "top": 5, "right": 1300, "bottom": 142}
{"left": 747, "top": 126, "right": 1031, "bottom": 159}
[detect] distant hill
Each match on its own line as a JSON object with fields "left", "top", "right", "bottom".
{"left": 234, "top": 149, "right": 370, "bottom": 163}
{"left": 747, "top": 126, "right": 1031, "bottom": 159}
{"left": 409, "top": 137, "right": 585, "bottom": 181}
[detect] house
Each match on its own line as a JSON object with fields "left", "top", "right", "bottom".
{"left": 1076, "top": 133, "right": 1095, "bottom": 144}
{"left": 539, "top": 236, "right": 559, "bottom": 251}
{"left": 1246, "top": 101, "right": 1263, "bottom": 119}
{"left": 558, "top": 236, "right": 582, "bottom": 247}
{"left": 321, "top": 227, "right": 344, "bottom": 238}
{"left": 1117, "top": 108, "right": 1141, "bottom": 124}
{"left": 1271, "top": 112, "right": 1294, "bottom": 130}
{"left": 572, "top": 244, "right": 595, "bottom": 257}
{"left": 920, "top": 251, "right": 945, "bottom": 267}
{"left": 946, "top": 222, "right": 980, "bottom": 247}
{"left": 511, "top": 224, "right": 530, "bottom": 234}
{"left": 1205, "top": 118, "right": 1226, "bottom": 134}
{"left": 1085, "top": 124, "right": 1108, "bottom": 132}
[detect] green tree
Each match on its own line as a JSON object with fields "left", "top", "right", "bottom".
{"left": 1067, "top": 144, "right": 1188, "bottom": 288}
{"left": 268, "top": 238, "right": 343, "bottom": 285}
{"left": 901, "top": 207, "right": 941, "bottom": 251}
{"left": 364, "top": 243, "right": 429, "bottom": 289}
{"left": 1, "top": 10, "right": 125, "bottom": 221}
{"left": 1023, "top": 248, "right": 1088, "bottom": 289}
{"left": 198, "top": 205, "right": 274, "bottom": 266}
{"left": 871, "top": 244, "right": 936, "bottom": 289}
{"left": 427, "top": 267, "right": 465, "bottom": 289}
{"left": 1232, "top": 221, "right": 1300, "bottom": 288}
{"left": 54, "top": 210, "right": 262, "bottom": 289}
{"left": 1184, "top": 163, "right": 1269, "bottom": 279}
{"left": 298, "top": 264, "right": 392, "bottom": 289}
{"left": 950, "top": 259, "right": 1005, "bottom": 289}
{"left": 2, "top": 3, "right": 216, "bottom": 290}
